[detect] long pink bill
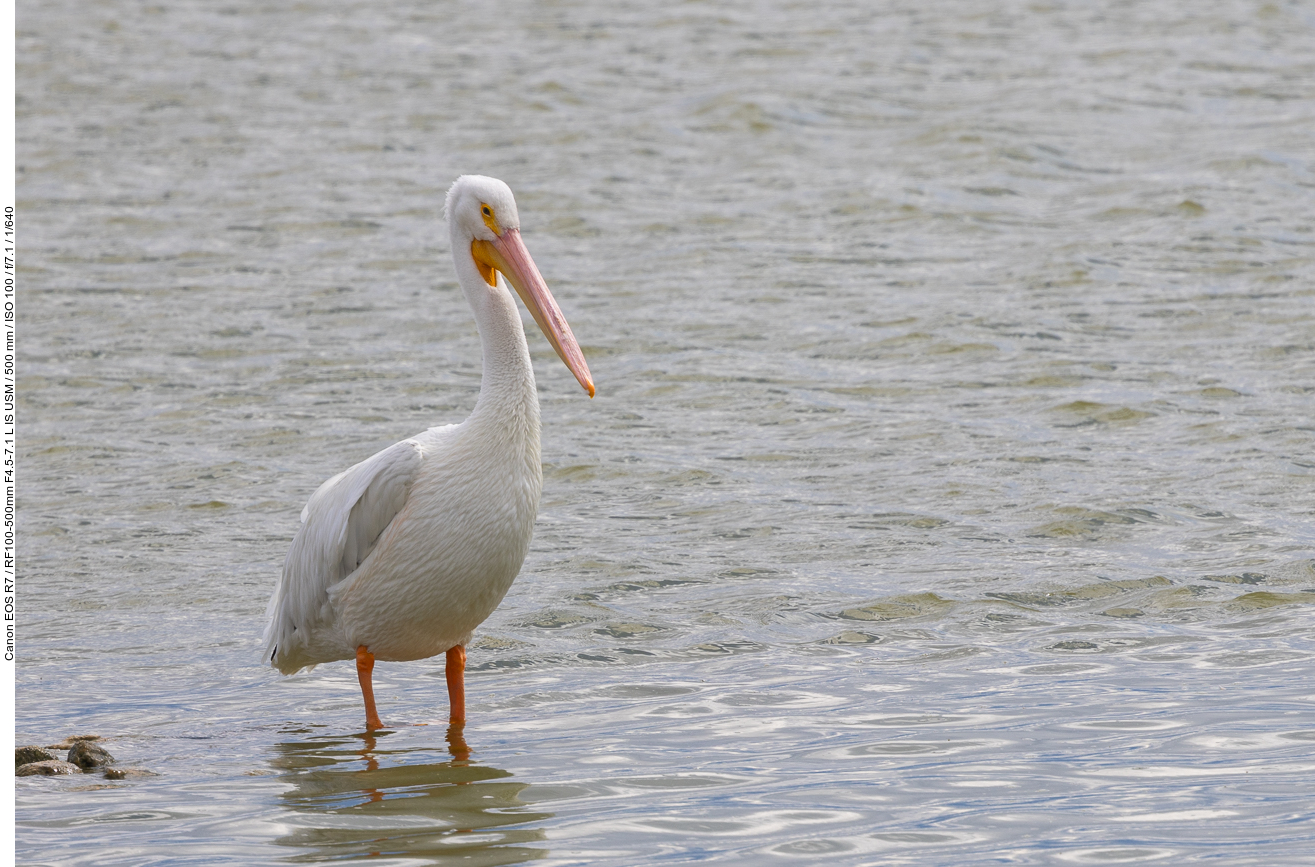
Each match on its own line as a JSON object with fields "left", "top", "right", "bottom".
{"left": 473, "top": 229, "right": 595, "bottom": 397}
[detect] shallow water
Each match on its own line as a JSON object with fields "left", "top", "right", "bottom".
{"left": 16, "top": 0, "right": 1315, "bottom": 864}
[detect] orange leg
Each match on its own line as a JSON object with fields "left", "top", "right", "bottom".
{"left": 356, "top": 645, "right": 384, "bottom": 731}
{"left": 445, "top": 645, "right": 467, "bottom": 724}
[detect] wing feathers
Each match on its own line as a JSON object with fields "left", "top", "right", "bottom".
{"left": 263, "top": 439, "right": 424, "bottom": 672}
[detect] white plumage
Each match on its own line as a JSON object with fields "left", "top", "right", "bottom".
{"left": 262, "top": 175, "right": 594, "bottom": 729}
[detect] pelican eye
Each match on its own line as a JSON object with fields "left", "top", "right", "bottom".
{"left": 480, "top": 203, "right": 501, "bottom": 234}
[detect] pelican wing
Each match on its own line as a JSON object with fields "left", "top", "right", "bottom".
{"left": 264, "top": 438, "right": 425, "bottom": 672}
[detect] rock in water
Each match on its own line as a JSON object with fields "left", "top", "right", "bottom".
{"left": 104, "top": 768, "right": 159, "bottom": 780}
{"left": 45, "top": 734, "right": 102, "bottom": 751}
{"left": 67, "top": 741, "right": 115, "bottom": 770}
{"left": 17, "top": 760, "right": 80, "bottom": 776}
{"left": 16, "top": 746, "right": 57, "bottom": 768}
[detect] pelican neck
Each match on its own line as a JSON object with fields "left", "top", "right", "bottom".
{"left": 467, "top": 280, "right": 541, "bottom": 436}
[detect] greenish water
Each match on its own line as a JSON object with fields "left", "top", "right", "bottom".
{"left": 17, "top": 0, "right": 1315, "bottom": 863}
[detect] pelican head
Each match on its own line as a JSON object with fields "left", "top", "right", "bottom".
{"left": 446, "top": 175, "right": 594, "bottom": 397}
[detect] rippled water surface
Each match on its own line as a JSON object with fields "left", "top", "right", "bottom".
{"left": 17, "top": 0, "right": 1315, "bottom": 864}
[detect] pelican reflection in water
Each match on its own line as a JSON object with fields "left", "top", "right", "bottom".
{"left": 271, "top": 727, "right": 552, "bottom": 862}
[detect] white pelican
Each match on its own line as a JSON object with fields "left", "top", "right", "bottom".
{"left": 263, "top": 175, "right": 594, "bottom": 731}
